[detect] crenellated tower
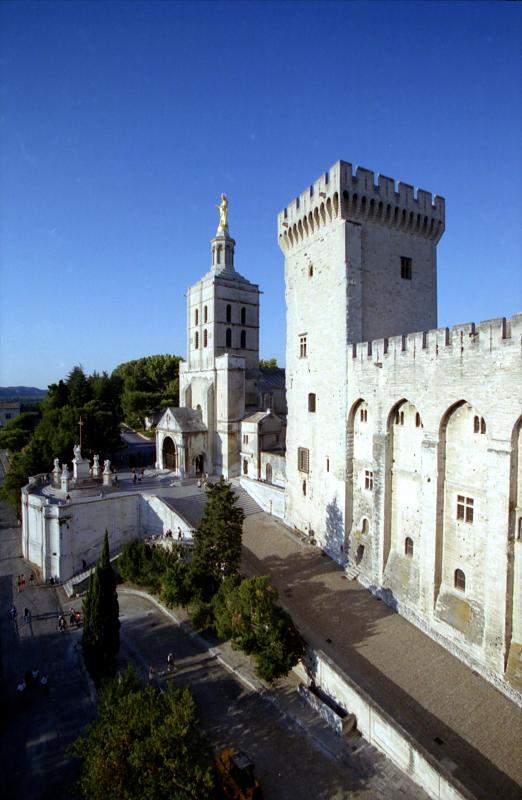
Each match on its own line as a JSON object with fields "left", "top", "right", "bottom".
{"left": 278, "top": 160, "right": 445, "bottom": 558}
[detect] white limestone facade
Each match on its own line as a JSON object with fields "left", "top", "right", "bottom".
{"left": 277, "top": 160, "right": 521, "bottom": 697}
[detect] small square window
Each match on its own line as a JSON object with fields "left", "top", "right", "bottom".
{"left": 364, "top": 470, "right": 374, "bottom": 490}
{"left": 457, "top": 495, "right": 474, "bottom": 523}
{"left": 400, "top": 256, "right": 412, "bottom": 280}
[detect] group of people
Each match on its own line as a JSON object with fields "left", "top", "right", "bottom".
{"left": 132, "top": 467, "right": 146, "bottom": 484}
{"left": 58, "top": 608, "right": 82, "bottom": 631}
{"left": 163, "top": 527, "right": 184, "bottom": 541}
{"left": 148, "top": 652, "right": 176, "bottom": 683}
{"left": 196, "top": 473, "right": 210, "bottom": 490}
{"left": 16, "top": 668, "right": 49, "bottom": 701}
{"left": 16, "top": 572, "right": 35, "bottom": 592}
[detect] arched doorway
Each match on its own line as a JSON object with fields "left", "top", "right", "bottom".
{"left": 194, "top": 453, "right": 205, "bottom": 476}
{"left": 162, "top": 437, "right": 177, "bottom": 471}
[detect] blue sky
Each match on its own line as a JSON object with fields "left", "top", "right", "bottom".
{"left": 1, "top": 0, "right": 520, "bottom": 388}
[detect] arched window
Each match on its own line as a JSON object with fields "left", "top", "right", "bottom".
{"left": 400, "top": 411, "right": 405, "bottom": 425}
{"left": 217, "top": 245, "right": 222, "bottom": 264}
{"left": 302, "top": 479, "right": 307, "bottom": 496}
{"left": 361, "top": 518, "right": 369, "bottom": 534}
{"left": 454, "top": 569, "right": 466, "bottom": 592}
{"left": 203, "top": 306, "right": 207, "bottom": 323}
{"left": 226, "top": 328, "right": 232, "bottom": 348}
{"left": 241, "top": 307, "right": 246, "bottom": 325}
{"left": 203, "top": 329, "right": 208, "bottom": 347}
{"left": 195, "top": 309, "right": 199, "bottom": 325}
{"left": 195, "top": 331, "right": 199, "bottom": 349}
{"left": 308, "top": 393, "right": 316, "bottom": 412}
{"left": 308, "top": 264, "right": 314, "bottom": 278}
{"left": 226, "top": 304, "right": 232, "bottom": 322}
{"left": 240, "top": 330, "right": 246, "bottom": 349}
{"left": 243, "top": 459, "right": 248, "bottom": 476}
{"left": 415, "top": 412, "right": 421, "bottom": 428}
{"left": 405, "top": 537, "right": 414, "bottom": 557}
{"left": 480, "top": 417, "right": 486, "bottom": 434}
{"left": 265, "top": 463, "right": 272, "bottom": 483}
{"left": 473, "top": 415, "right": 480, "bottom": 433}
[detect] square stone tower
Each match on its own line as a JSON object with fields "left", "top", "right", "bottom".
{"left": 179, "top": 212, "right": 260, "bottom": 477}
{"left": 278, "top": 160, "right": 445, "bottom": 557}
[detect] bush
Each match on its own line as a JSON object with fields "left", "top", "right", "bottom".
{"left": 190, "top": 600, "right": 216, "bottom": 635}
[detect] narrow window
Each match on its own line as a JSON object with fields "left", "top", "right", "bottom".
{"left": 364, "top": 470, "right": 374, "bottom": 490}
{"left": 400, "top": 256, "right": 412, "bottom": 280}
{"left": 480, "top": 417, "right": 486, "bottom": 434}
{"left": 457, "top": 495, "right": 474, "bottom": 523}
{"left": 240, "top": 330, "right": 246, "bottom": 349}
{"left": 302, "top": 479, "right": 307, "bottom": 496}
{"left": 308, "top": 264, "right": 314, "bottom": 278}
{"left": 226, "top": 304, "right": 232, "bottom": 322}
{"left": 360, "top": 408, "right": 367, "bottom": 422}
{"left": 517, "top": 518, "right": 522, "bottom": 541}
{"left": 195, "top": 331, "right": 199, "bottom": 349}
{"left": 355, "top": 544, "right": 364, "bottom": 564}
{"left": 266, "top": 463, "right": 272, "bottom": 483}
{"left": 308, "top": 393, "right": 316, "bottom": 412}
{"left": 243, "top": 459, "right": 248, "bottom": 476}
{"left": 415, "top": 412, "right": 421, "bottom": 428}
{"left": 400, "top": 411, "right": 405, "bottom": 425}
{"left": 454, "top": 569, "right": 466, "bottom": 592}
{"left": 405, "top": 537, "right": 414, "bottom": 557}
{"left": 299, "top": 335, "right": 307, "bottom": 358}
{"left": 243, "top": 434, "right": 248, "bottom": 444}
{"left": 326, "top": 457, "right": 330, "bottom": 472}
{"left": 204, "top": 305, "right": 208, "bottom": 323}
{"left": 395, "top": 411, "right": 400, "bottom": 424}
{"left": 203, "top": 329, "right": 208, "bottom": 347}
{"left": 298, "top": 447, "right": 310, "bottom": 473}
{"left": 473, "top": 415, "right": 480, "bottom": 433}
{"left": 241, "top": 307, "right": 246, "bottom": 325}
{"left": 195, "top": 308, "right": 199, "bottom": 325}
{"left": 361, "top": 518, "right": 369, "bottom": 534}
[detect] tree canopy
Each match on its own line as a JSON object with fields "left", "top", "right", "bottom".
{"left": 71, "top": 666, "right": 215, "bottom": 800}
{"left": 259, "top": 358, "right": 278, "bottom": 369}
{"left": 112, "top": 354, "right": 183, "bottom": 428}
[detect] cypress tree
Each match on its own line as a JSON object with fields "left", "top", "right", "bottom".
{"left": 192, "top": 478, "right": 245, "bottom": 598}
{"left": 82, "top": 531, "right": 120, "bottom": 685}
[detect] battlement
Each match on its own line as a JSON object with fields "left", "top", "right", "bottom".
{"left": 278, "top": 160, "right": 445, "bottom": 250}
{"left": 349, "top": 313, "right": 522, "bottom": 365}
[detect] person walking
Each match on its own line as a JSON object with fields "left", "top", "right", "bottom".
{"left": 69, "top": 609, "right": 76, "bottom": 628}
{"left": 23, "top": 607, "right": 31, "bottom": 624}
{"left": 166, "top": 652, "right": 175, "bottom": 673}
{"left": 29, "top": 572, "right": 35, "bottom": 586}
{"left": 20, "top": 574, "right": 26, "bottom": 591}
{"left": 58, "top": 614, "right": 67, "bottom": 632}
{"left": 16, "top": 575, "right": 21, "bottom": 593}
{"left": 8, "top": 604, "right": 17, "bottom": 622}
{"left": 148, "top": 665, "right": 155, "bottom": 682}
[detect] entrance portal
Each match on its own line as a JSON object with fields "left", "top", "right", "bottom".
{"left": 194, "top": 453, "right": 205, "bottom": 476}
{"left": 163, "top": 437, "right": 177, "bottom": 471}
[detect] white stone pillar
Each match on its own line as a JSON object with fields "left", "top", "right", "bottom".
{"left": 483, "top": 440, "right": 511, "bottom": 673}
{"left": 419, "top": 432, "right": 439, "bottom": 618}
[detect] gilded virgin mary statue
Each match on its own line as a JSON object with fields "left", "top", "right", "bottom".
{"left": 215, "top": 193, "right": 229, "bottom": 233}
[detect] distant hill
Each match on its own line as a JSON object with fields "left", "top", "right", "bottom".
{"left": 0, "top": 386, "right": 47, "bottom": 400}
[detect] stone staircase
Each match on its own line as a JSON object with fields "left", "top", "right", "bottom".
{"left": 345, "top": 563, "right": 360, "bottom": 581}
{"left": 231, "top": 485, "right": 263, "bottom": 516}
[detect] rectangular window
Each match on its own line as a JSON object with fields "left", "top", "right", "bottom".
{"left": 242, "top": 434, "right": 249, "bottom": 444}
{"left": 298, "top": 447, "right": 309, "bottom": 473}
{"left": 326, "top": 457, "right": 330, "bottom": 472}
{"left": 400, "top": 256, "right": 412, "bottom": 280}
{"left": 364, "top": 470, "right": 374, "bottom": 490}
{"left": 457, "top": 495, "right": 474, "bottom": 523}
{"left": 299, "top": 335, "right": 307, "bottom": 358}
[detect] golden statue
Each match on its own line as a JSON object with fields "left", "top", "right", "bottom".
{"left": 215, "top": 193, "right": 228, "bottom": 232}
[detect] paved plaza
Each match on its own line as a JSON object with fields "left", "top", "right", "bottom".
{"left": 242, "top": 512, "right": 522, "bottom": 800}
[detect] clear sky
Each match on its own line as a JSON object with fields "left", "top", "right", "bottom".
{"left": 1, "top": 0, "right": 521, "bottom": 388}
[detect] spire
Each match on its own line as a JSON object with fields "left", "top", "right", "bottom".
{"left": 211, "top": 193, "right": 235, "bottom": 274}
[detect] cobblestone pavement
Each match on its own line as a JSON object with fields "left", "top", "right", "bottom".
{"left": 118, "top": 591, "right": 428, "bottom": 800}
{"left": 242, "top": 512, "right": 522, "bottom": 800}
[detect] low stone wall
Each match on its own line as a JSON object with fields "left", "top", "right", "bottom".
{"left": 239, "top": 476, "right": 285, "bottom": 519}
{"left": 307, "top": 648, "right": 475, "bottom": 800}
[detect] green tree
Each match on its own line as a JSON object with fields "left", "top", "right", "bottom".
{"left": 259, "top": 358, "right": 278, "bottom": 369}
{"left": 71, "top": 666, "right": 215, "bottom": 800}
{"left": 112, "top": 354, "right": 183, "bottom": 427}
{"left": 82, "top": 532, "right": 120, "bottom": 685}
{"left": 0, "top": 412, "right": 40, "bottom": 452}
{"left": 213, "top": 575, "right": 305, "bottom": 683}
{"left": 192, "top": 478, "right": 245, "bottom": 599}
